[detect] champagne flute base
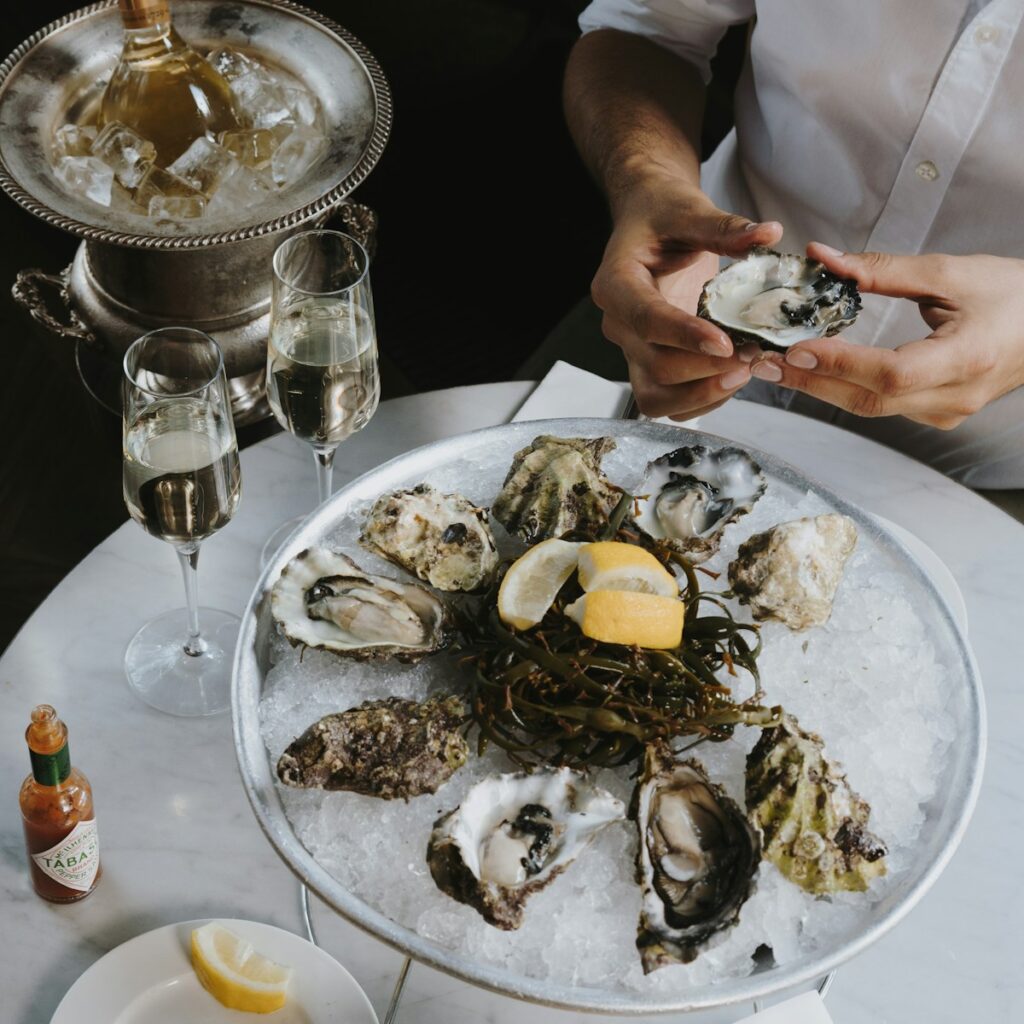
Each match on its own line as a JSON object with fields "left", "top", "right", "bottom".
{"left": 124, "top": 607, "right": 240, "bottom": 717}
{"left": 259, "top": 514, "right": 306, "bottom": 570}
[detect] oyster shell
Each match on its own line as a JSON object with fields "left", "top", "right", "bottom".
{"left": 491, "top": 435, "right": 622, "bottom": 545}
{"left": 277, "top": 695, "right": 469, "bottom": 800}
{"left": 698, "top": 247, "right": 861, "bottom": 351}
{"left": 427, "top": 768, "right": 625, "bottom": 929}
{"left": 728, "top": 514, "right": 857, "bottom": 629}
{"left": 271, "top": 547, "right": 451, "bottom": 660}
{"left": 746, "top": 713, "right": 887, "bottom": 894}
{"left": 361, "top": 484, "right": 498, "bottom": 592}
{"left": 634, "top": 742, "right": 760, "bottom": 971}
{"left": 633, "top": 445, "right": 766, "bottom": 564}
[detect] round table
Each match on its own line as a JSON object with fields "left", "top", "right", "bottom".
{"left": 2, "top": 382, "right": 1021, "bottom": 1024}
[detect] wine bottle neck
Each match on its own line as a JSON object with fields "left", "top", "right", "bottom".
{"left": 119, "top": 0, "right": 172, "bottom": 31}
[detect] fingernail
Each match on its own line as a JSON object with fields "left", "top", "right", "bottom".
{"left": 719, "top": 367, "right": 751, "bottom": 390}
{"left": 786, "top": 349, "right": 818, "bottom": 370}
{"left": 743, "top": 222, "right": 760, "bottom": 232}
{"left": 814, "top": 243, "right": 844, "bottom": 259}
{"left": 700, "top": 338, "right": 731, "bottom": 357}
{"left": 751, "top": 361, "right": 783, "bottom": 382}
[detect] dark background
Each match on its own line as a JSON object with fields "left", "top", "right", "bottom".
{"left": 0, "top": 1, "right": 743, "bottom": 651}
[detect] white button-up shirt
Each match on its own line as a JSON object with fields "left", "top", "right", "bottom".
{"left": 580, "top": 0, "right": 1024, "bottom": 488}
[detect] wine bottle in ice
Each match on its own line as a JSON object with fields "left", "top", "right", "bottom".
{"left": 99, "top": 0, "right": 240, "bottom": 165}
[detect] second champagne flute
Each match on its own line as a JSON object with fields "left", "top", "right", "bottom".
{"left": 262, "top": 230, "right": 380, "bottom": 563}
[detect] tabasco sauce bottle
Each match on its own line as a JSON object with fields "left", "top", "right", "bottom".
{"left": 19, "top": 705, "right": 101, "bottom": 902}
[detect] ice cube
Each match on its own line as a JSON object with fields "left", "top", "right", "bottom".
{"left": 283, "top": 84, "right": 321, "bottom": 127}
{"left": 148, "top": 194, "right": 206, "bottom": 221}
{"left": 53, "top": 156, "right": 114, "bottom": 206}
{"left": 206, "top": 165, "right": 274, "bottom": 216}
{"left": 231, "top": 71, "right": 294, "bottom": 129}
{"left": 206, "top": 46, "right": 265, "bottom": 82}
{"left": 91, "top": 121, "right": 156, "bottom": 189}
{"left": 271, "top": 125, "right": 326, "bottom": 186}
{"left": 217, "top": 127, "right": 277, "bottom": 169}
{"left": 133, "top": 165, "right": 203, "bottom": 209}
{"left": 53, "top": 124, "right": 97, "bottom": 159}
{"left": 166, "top": 136, "right": 239, "bottom": 198}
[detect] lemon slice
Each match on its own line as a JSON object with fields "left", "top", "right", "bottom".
{"left": 565, "top": 590, "right": 684, "bottom": 649}
{"left": 497, "top": 539, "right": 582, "bottom": 630}
{"left": 191, "top": 922, "right": 293, "bottom": 1014}
{"left": 577, "top": 542, "right": 678, "bottom": 597}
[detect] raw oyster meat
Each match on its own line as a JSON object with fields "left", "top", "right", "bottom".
{"left": 491, "top": 435, "right": 622, "bottom": 545}
{"left": 427, "top": 768, "right": 625, "bottom": 929}
{"left": 634, "top": 742, "right": 760, "bottom": 972}
{"left": 277, "top": 695, "right": 468, "bottom": 800}
{"left": 271, "top": 547, "right": 450, "bottom": 660}
{"left": 728, "top": 514, "right": 857, "bottom": 630}
{"left": 633, "top": 445, "right": 766, "bottom": 564}
{"left": 361, "top": 484, "right": 498, "bottom": 592}
{"left": 746, "top": 713, "right": 887, "bottom": 894}
{"left": 698, "top": 247, "right": 861, "bottom": 351}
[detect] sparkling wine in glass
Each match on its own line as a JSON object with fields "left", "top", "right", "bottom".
{"left": 122, "top": 327, "right": 241, "bottom": 716}
{"left": 261, "top": 230, "right": 379, "bottom": 564}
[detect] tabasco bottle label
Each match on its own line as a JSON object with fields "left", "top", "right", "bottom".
{"left": 31, "top": 819, "right": 100, "bottom": 893}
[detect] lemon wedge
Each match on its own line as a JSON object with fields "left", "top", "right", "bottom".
{"left": 566, "top": 590, "right": 684, "bottom": 649}
{"left": 191, "top": 922, "right": 293, "bottom": 1014}
{"left": 497, "top": 539, "right": 582, "bottom": 630}
{"left": 577, "top": 542, "right": 678, "bottom": 597}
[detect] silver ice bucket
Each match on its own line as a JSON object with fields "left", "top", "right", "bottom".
{"left": 0, "top": 0, "right": 392, "bottom": 422}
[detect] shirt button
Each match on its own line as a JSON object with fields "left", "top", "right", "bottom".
{"left": 974, "top": 24, "right": 1000, "bottom": 44}
{"left": 915, "top": 160, "right": 940, "bottom": 182}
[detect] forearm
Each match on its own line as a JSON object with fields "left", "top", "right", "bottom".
{"left": 563, "top": 28, "right": 707, "bottom": 216}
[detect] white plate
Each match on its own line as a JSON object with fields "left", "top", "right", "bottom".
{"left": 50, "top": 918, "right": 378, "bottom": 1024}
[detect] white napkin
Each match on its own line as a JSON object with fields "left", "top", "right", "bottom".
{"left": 733, "top": 991, "right": 835, "bottom": 1024}
{"left": 514, "top": 360, "right": 701, "bottom": 428}
{"left": 513, "top": 360, "right": 631, "bottom": 422}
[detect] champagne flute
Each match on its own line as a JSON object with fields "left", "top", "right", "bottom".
{"left": 122, "top": 327, "right": 242, "bottom": 716}
{"left": 261, "top": 230, "right": 380, "bottom": 564}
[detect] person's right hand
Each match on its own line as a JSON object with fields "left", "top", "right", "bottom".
{"left": 591, "top": 174, "right": 783, "bottom": 419}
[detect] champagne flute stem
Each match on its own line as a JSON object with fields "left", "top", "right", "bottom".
{"left": 313, "top": 445, "right": 337, "bottom": 507}
{"left": 176, "top": 545, "right": 207, "bottom": 657}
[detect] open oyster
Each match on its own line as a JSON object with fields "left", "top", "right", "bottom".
{"left": 491, "top": 435, "right": 622, "bottom": 545}
{"left": 277, "top": 695, "right": 468, "bottom": 800}
{"left": 361, "top": 484, "right": 498, "bottom": 592}
{"left": 698, "top": 247, "right": 861, "bottom": 351}
{"left": 728, "top": 514, "right": 857, "bottom": 630}
{"left": 746, "top": 713, "right": 887, "bottom": 894}
{"left": 427, "top": 768, "right": 625, "bottom": 929}
{"left": 634, "top": 743, "right": 760, "bottom": 971}
{"left": 271, "top": 547, "right": 450, "bottom": 660}
{"left": 633, "top": 445, "right": 766, "bottom": 564}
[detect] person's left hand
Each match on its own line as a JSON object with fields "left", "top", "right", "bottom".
{"left": 749, "top": 244, "right": 1024, "bottom": 429}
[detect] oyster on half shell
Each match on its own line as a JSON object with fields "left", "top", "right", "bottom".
{"left": 634, "top": 743, "right": 760, "bottom": 972}
{"left": 271, "top": 547, "right": 451, "bottom": 660}
{"left": 361, "top": 484, "right": 499, "bottom": 592}
{"left": 427, "top": 768, "right": 625, "bottom": 929}
{"left": 698, "top": 247, "right": 861, "bottom": 351}
{"left": 491, "top": 435, "right": 622, "bottom": 545}
{"left": 633, "top": 445, "right": 766, "bottom": 564}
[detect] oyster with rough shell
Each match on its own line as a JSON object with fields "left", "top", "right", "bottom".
{"left": 746, "top": 713, "right": 887, "bottom": 894}
{"left": 632, "top": 445, "right": 766, "bottom": 564}
{"left": 277, "top": 695, "right": 469, "bottom": 800}
{"left": 728, "top": 513, "right": 857, "bottom": 630}
{"left": 698, "top": 247, "right": 861, "bottom": 352}
{"left": 271, "top": 547, "right": 451, "bottom": 660}
{"left": 634, "top": 742, "right": 760, "bottom": 972}
{"left": 361, "top": 484, "right": 498, "bottom": 592}
{"left": 427, "top": 767, "right": 625, "bottom": 929}
{"left": 491, "top": 435, "right": 622, "bottom": 545}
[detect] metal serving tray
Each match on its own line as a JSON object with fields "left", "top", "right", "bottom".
{"left": 233, "top": 418, "right": 985, "bottom": 1016}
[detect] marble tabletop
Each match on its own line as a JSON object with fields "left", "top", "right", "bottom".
{"left": 2, "top": 380, "right": 1022, "bottom": 1024}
